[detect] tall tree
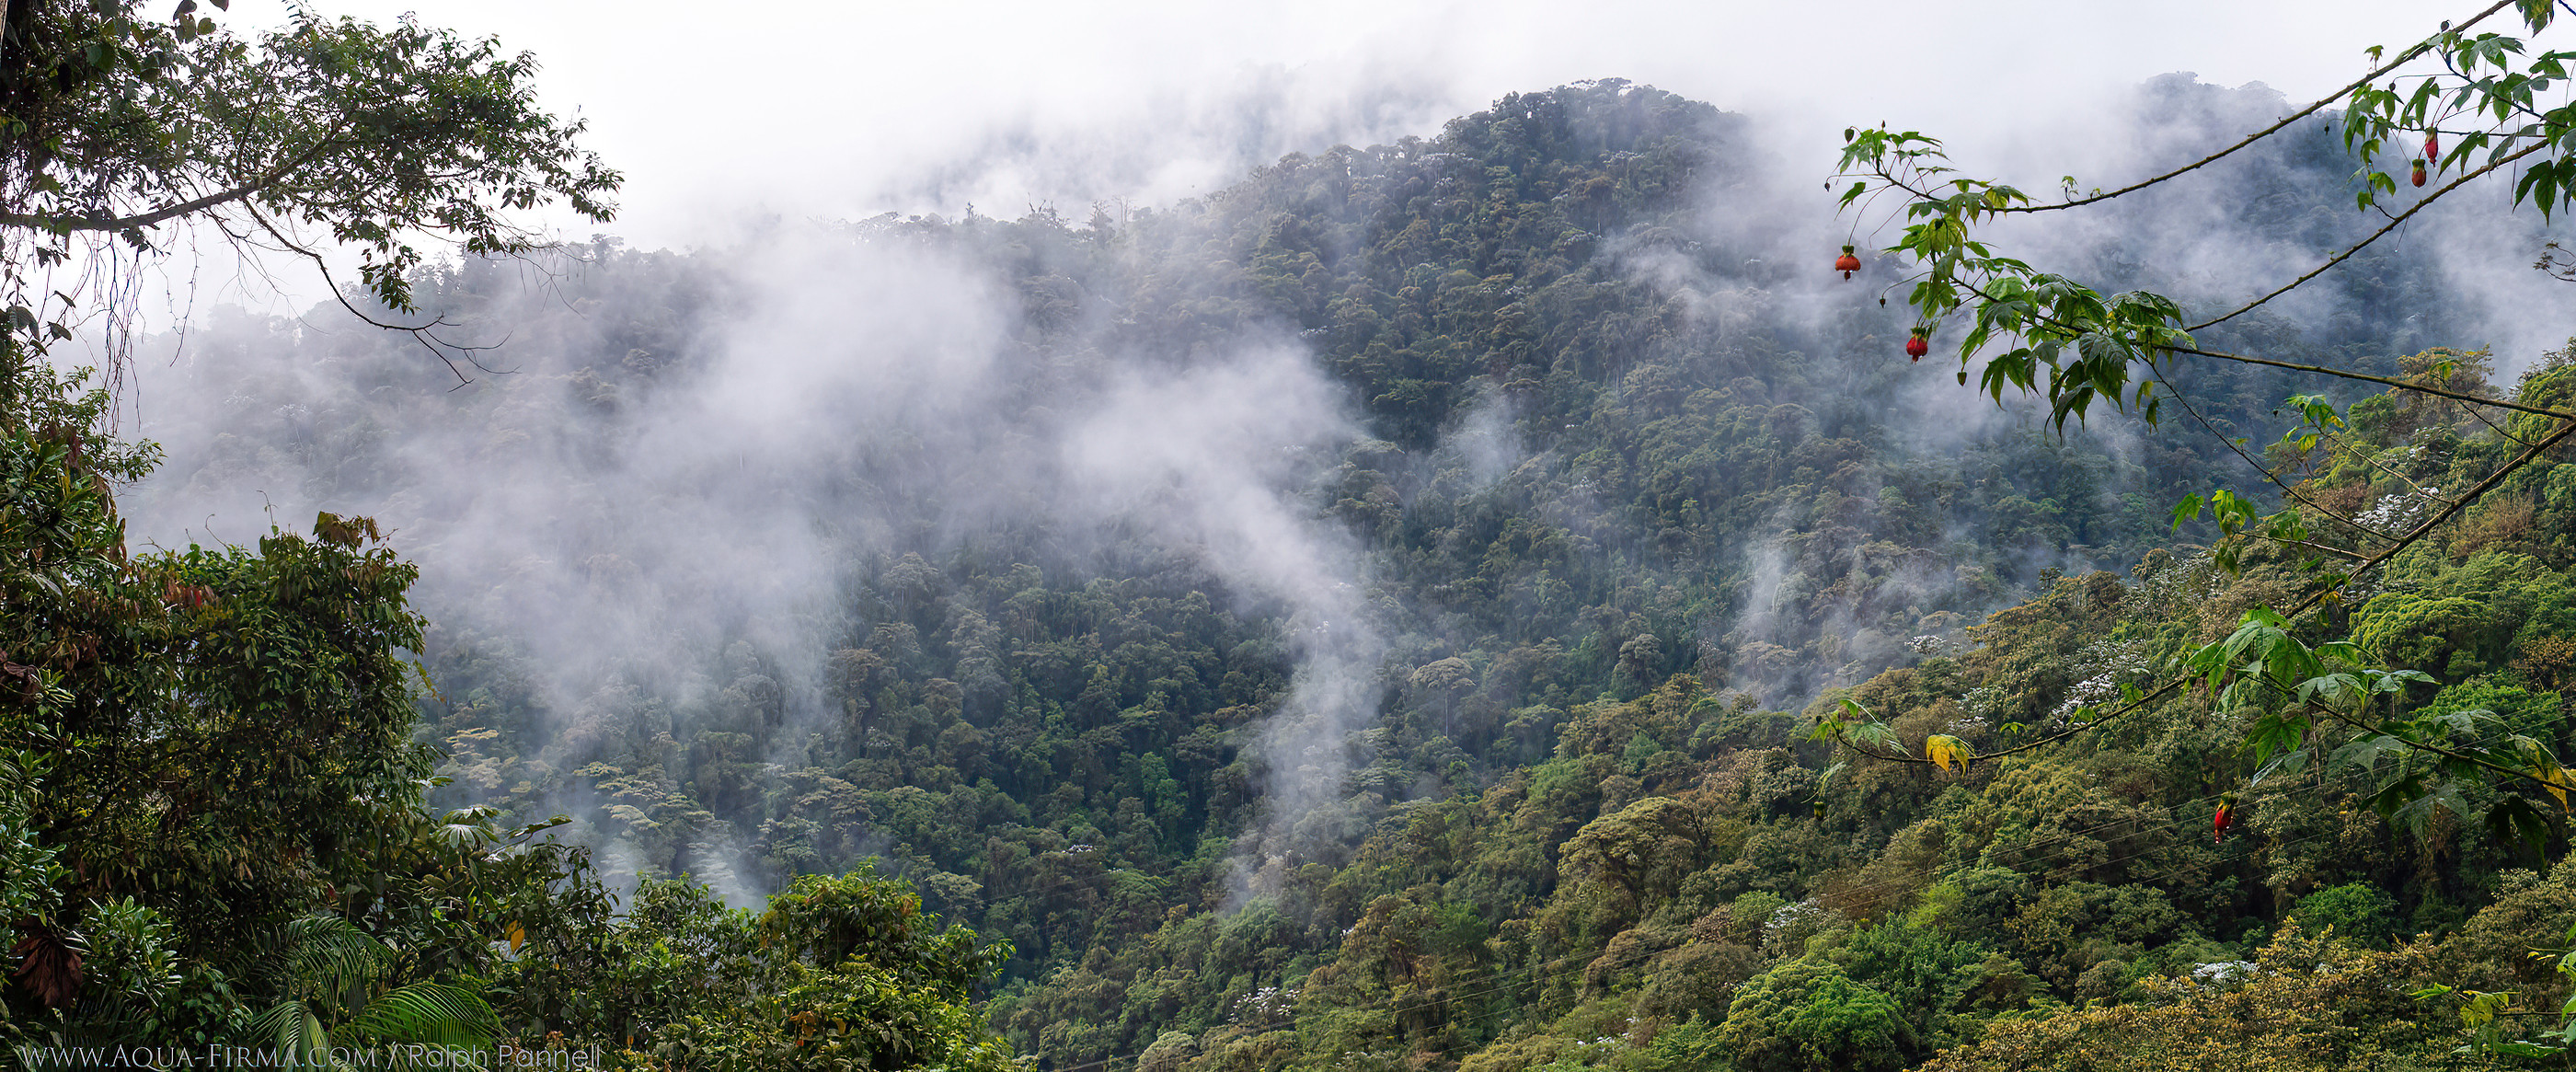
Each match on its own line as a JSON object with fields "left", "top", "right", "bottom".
{"left": 0, "top": 0, "right": 620, "bottom": 1045}
{"left": 0, "top": 0, "right": 618, "bottom": 380}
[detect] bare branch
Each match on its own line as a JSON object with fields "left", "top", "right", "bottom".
{"left": 2154, "top": 368, "right": 2401, "bottom": 544}
{"left": 243, "top": 206, "right": 512, "bottom": 386}
{"left": 2187, "top": 139, "right": 2549, "bottom": 332}
{"left": 1999, "top": 0, "right": 2518, "bottom": 214}
{"left": 0, "top": 128, "right": 346, "bottom": 234}
{"left": 2159, "top": 342, "right": 2576, "bottom": 421}
{"left": 1839, "top": 417, "right": 2576, "bottom": 767}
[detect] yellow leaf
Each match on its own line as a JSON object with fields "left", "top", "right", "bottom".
{"left": 2541, "top": 763, "right": 2574, "bottom": 811}
{"left": 506, "top": 921, "right": 524, "bottom": 952}
{"left": 1925, "top": 734, "right": 1970, "bottom": 774}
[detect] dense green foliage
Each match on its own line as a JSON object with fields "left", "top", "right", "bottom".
{"left": 4, "top": 0, "right": 2571, "bottom": 1060}
{"left": 0, "top": 4, "right": 1018, "bottom": 1067}
{"left": 83, "top": 64, "right": 2576, "bottom": 1072}
{"left": 134, "top": 78, "right": 2277, "bottom": 994}
{"left": 0, "top": 359, "right": 1017, "bottom": 1065}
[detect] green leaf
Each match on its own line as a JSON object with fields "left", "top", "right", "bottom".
{"left": 348, "top": 981, "right": 500, "bottom": 1046}
{"left": 2169, "top": 492, "right": 2204, "bottom": 533}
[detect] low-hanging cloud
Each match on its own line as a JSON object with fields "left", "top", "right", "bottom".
{"left": 97, "top": 62, "right": 2574, "bottom": 910}
{"left": 115, "top": 210, "right": 1406, "bottom": 894}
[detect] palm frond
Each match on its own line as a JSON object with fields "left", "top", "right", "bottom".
{"left": 246, "top": 997, "right": 308, "bottom": 1046}
{"left": 347, "top": 981, "right": 500, "bottom": 1047}
{"left": 275, "top": 916, "right": 393, "bottom": 1000}
{"left": 247, "top": 1000, "right": 338, "bottom": 1066}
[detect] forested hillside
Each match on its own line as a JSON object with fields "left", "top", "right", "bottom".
{"left": 25, "top": 62, "right": 2572, "bottom": 1072}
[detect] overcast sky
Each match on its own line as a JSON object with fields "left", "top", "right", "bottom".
{"left": 233, "top": 0, "right": 2465, "bottom": 253}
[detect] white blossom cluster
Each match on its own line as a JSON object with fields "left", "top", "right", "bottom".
{"left": 2356, "top": 484, "right": 2443, "bottom": 535}
{"left": 2133, "top": 558, "right": 2221, "bottom": 609}
{"left": 2048, "top": 674, "right": 2119, "bottom": 725}
{"left": 2191, "top": 960, "right": 2256, "bottom": 987}
{"left": 2047, "top": 639, "right": 2150, "bottom": 724}
{"left": 1957, "top": 685, "right": 2009, "bottom": 722}
{"left": 1766, "top": 897, "right": 1826, "bottom": 934}
{"left": 1235, "top": 985, "right": 1300, "bottom": 1020}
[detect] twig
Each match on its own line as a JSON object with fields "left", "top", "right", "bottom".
{"left": 2158, "top": 343, "right": 2576, "bottom": 421}
{"left": 1843, "top": 416, "right": 2576, "bottom": 766}
{"left": 2156, "top": 369, "right": 2399, "bottom": 543}
{"left": 244, "top": 206, "right": 516, "bottom": 386}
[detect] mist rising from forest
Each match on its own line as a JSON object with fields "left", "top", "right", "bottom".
{"left": 103, "top": 74, "right": 2570, "bottom": 897}
{"left": 121, "top": 225, "right": 1389, "bottom": 897}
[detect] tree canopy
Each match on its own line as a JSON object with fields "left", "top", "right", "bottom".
{"left": 0, "top": 0, "right": 618, "bottom": 378}
{"left": 10, "top": 0, "right": 2576, "bottom": 1069}
{"left": 0, "top": 4, "right": 1009, "bottom": 1067}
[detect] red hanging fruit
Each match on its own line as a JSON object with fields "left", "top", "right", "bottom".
{"left": 1904, "top": 327, "right": 1928, "bottom": 361}
{"left": 1834, "top": 244, "right": 1861, "bottom": 280}
{"left": 2423, "top": 132, "right": 2439, "bottom": 162}
{"left": 2411, "top": 158, "right": 2427, "bottom": 188}
{"left": 2213, "top": 794, "right": 2237, "bottom": 844}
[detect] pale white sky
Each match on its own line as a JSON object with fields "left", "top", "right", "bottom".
{"left": 236, "top": 0, "right": 2467, "bottom": 252}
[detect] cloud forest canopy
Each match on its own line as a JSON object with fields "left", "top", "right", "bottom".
{"left": 51, "top": 71, "right": 2568, "bottom": 1072}
{"left": 6, "top": 2, "right": 2576, "bottom": 1069}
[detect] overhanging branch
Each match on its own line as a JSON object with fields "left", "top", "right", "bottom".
{"left": 2003, "top": 0, "right": 2516, "bottom": 215}
{"left": 0, "top": 129, "right": 345, "bottom": 235}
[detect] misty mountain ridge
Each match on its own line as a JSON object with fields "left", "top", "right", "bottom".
{"left": 104, "top": 75, "right": 2565, "bottom": 1066}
